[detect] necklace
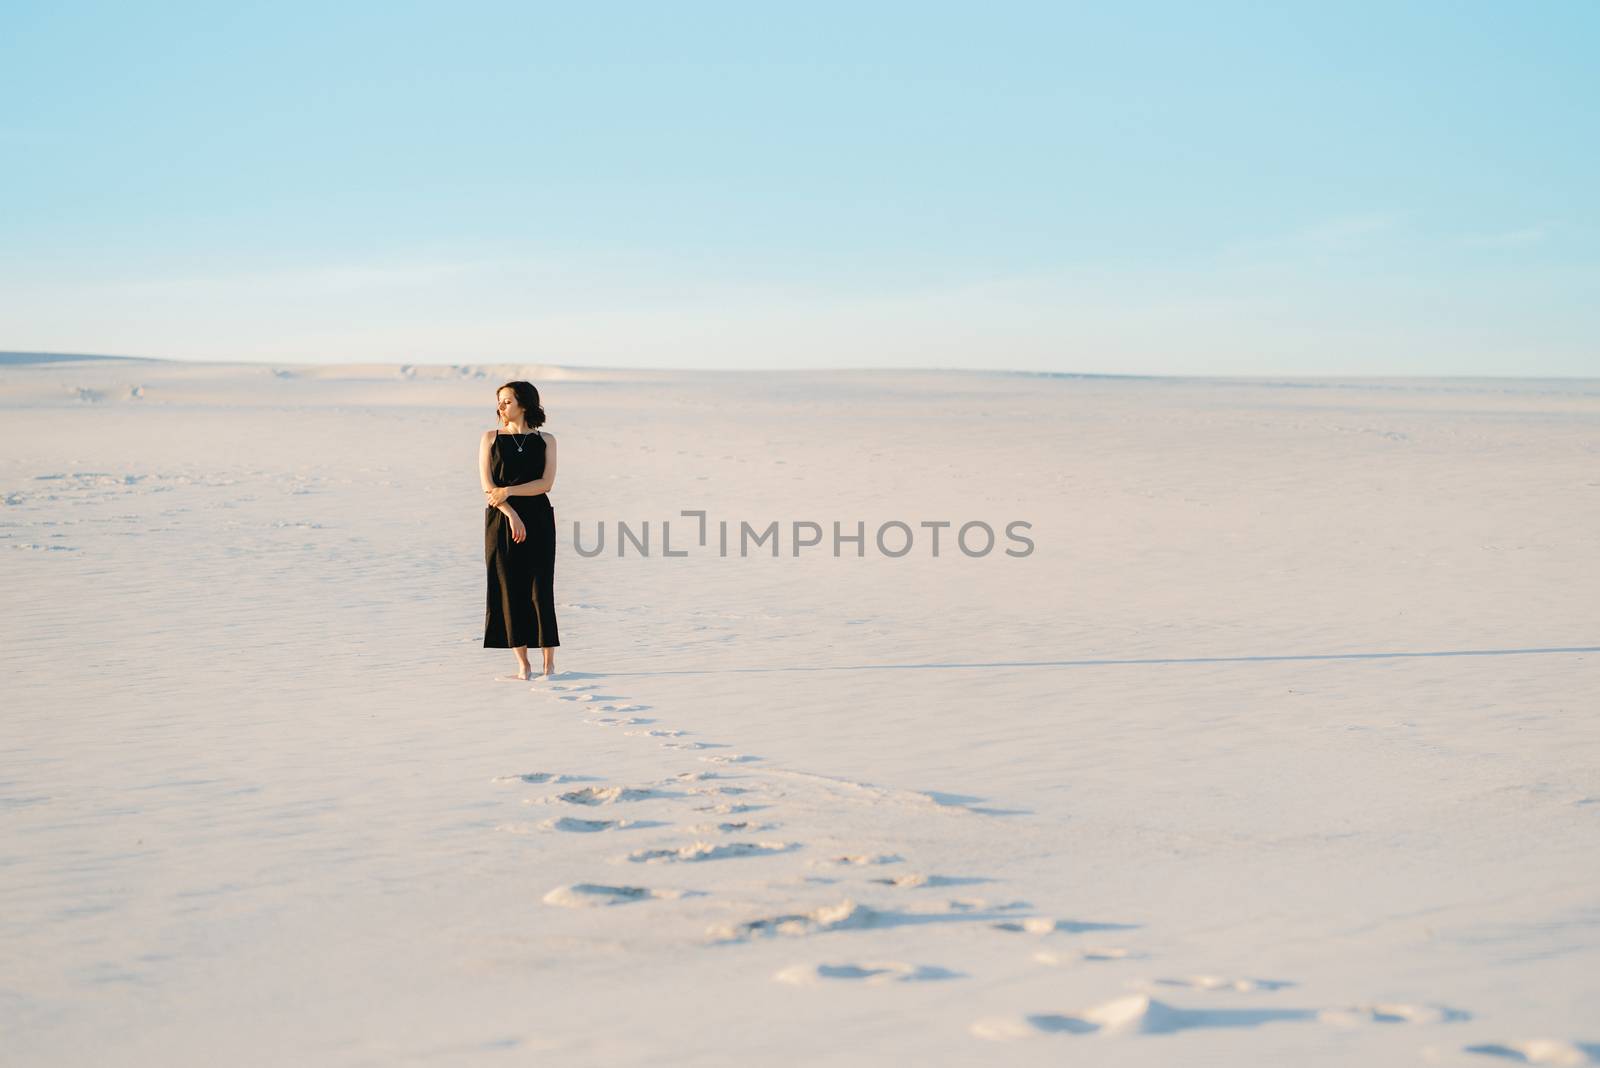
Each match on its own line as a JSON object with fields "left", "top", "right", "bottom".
{"left": 504, "top": 426, "right": 533, "bottom": 452}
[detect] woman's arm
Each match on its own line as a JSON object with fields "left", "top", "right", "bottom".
{"left": 492, "top": 434, "right": 558, "bottom": 499}
{"left": 479, "top": 431, "right": 518, "bottom": 517}
{"left": 479, "top": 431, "right": 495, "bottom": 493}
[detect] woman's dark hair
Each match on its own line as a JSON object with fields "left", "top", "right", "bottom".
{"left": 496, "top": 380, "right": 546, "bottom": 428}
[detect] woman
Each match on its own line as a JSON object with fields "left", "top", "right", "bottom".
{"left": 481, "top": 380, "right": 560, "bottom": 679}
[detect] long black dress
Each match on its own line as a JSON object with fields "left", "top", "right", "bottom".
{"left": 484, "top": 429, "right": 560, "bottom": 649}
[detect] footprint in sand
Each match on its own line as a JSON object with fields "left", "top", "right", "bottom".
{"left": 550, "top": 786, "right": 668, "bottom": 806}
{"left": 687, "top": 785, "right": 758, "bottom": 798}
{"left": 755, "top": 770, "right": 1026, "bottom": 817}
{"left": 992, "top": 917, "right": 1140, "bottom": 935}
{"left": 773, "top": 961, "right": 963, "bottom": 985}
{"left": 890, "top": 897, "right": 1015, "bottom": 917}
{"left": 971, "top": 993, "right": 1320, "bottom": 1040}
{"left": 542, "top": 817, "right": 662, "bottom": 833}
{"left": 974, "top": 994, "right": 1469, "bottom": 1042}
{"left": 710, "top": 897, "right": 1016, "bottom": 944}
{"left": 661, "top": 741, "right": 727, "bottom": 751}
{"left": 626, "top": 841, "right": 798, "bottom": 863}
{"left": 869, "top": 873, "right": 991, "bottom": 889}
{"left": 490, "top": 772, "right": 599, "bottom": 785}
{"left": 812, "top": 853, "right": 903, "bottom": 868}
{"left": 1142, "top": 975, "right": 1294, "bottom": 992}
{"left": 541, "top": 883, "right": 686, "bottom": 908}
{"left": 1034, "top": 947, "right": 1139, "bottom": 965}
{"left": 1316, "top": 1002, "right": 1470, "bottom": 1026}
{"left": 1462, "top": 1040, "right": 1600, "bottom": 1065}
{"left": 708, "top": 900, "right": 879, "bottom": 943}
{"left": 625, "top": 728, "right": 684, "bottom": 738}
{"left": 700, "top": 753, "right": 761, "bottom": 765}
{"left": 695, "top": 802, "right": 767, "bottom": 815}
{"left": 686, "top": 820, "right": 778, "bottom": 834}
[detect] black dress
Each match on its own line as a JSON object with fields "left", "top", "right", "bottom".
{"left": 484, "top": 429, "right": 560, "bottom": 649}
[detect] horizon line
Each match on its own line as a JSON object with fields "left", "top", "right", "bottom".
{"left": 3, "top": 351, "right": 1597, "bottom": 384}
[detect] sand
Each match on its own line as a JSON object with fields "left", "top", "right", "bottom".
{"left": 2, "top": 355, "right": 1597, "bottom": 1066}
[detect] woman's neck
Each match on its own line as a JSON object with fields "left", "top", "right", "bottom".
{"left": 503, "top": 421, "right": 531, "bottom": 433}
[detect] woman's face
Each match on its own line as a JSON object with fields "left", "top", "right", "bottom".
{"left": 496, "top": 388, "right": 523, "bottom": 425}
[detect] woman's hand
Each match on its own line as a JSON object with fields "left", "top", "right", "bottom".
{"left": 486, "top": 486, "right": 510, "bottom": 507}
{"left": 507, "top": 512, "right": 526, "bottom": 543}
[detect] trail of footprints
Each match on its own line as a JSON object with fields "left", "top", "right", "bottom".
{"left": 487, "top": 677, "right": 1580, "bottom": 1060}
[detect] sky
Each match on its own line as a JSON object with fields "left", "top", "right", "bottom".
{"left": 1, "top": 1, "right": 1596, "bottom": 375}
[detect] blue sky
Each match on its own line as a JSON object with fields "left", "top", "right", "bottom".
{"left": 2, "top": 1, "right": 1595, "bottom": 374}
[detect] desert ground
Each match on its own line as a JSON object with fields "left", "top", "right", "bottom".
{"left": 3, "top": 355, "right": 1597, "bottom": 1066}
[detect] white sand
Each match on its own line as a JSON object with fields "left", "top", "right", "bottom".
{"left": 2, "top": 355, "right": 1597, "bottom": 1066}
